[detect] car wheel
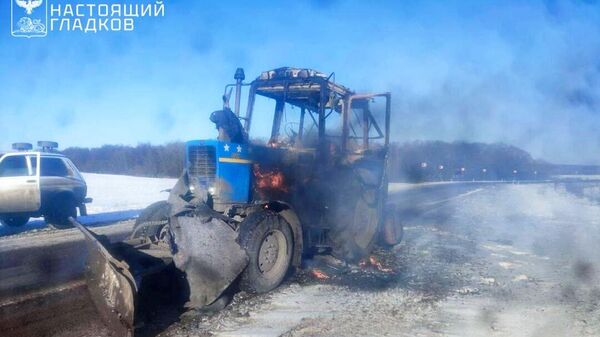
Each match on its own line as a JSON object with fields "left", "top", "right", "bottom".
{"left": 130, "top": 200, "right": 170, "bottom": 243}
{"left": 0, "top": 215, "right": 30, "bottom": 227}
{"left": 45, "top": 196, "right": 77, "bottom": 229}
{"left": 238, "top": 210, "right": 293, "bottom": 294}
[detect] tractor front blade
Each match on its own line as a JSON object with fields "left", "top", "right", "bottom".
{"left": 71, "top": 219, "right": 137, "bottom": 337}
{"left": 169, "top": 214, "right": 249, "bottom": 308}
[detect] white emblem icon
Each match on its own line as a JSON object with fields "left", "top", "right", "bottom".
{"left": 236, "top": 145, "right": 242, "bottom": 153}
{"left": 16, "top": 0, "right": 43, "bottom": 15}
{"left": 224, "top": 144, "right": 230, "bottom": 152}
{"left": 12, "top": 0, "right": 47, "bottom": 38}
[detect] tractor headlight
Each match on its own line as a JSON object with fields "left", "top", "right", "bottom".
{"left": 188, "top": 176, "right": 200, "bottom": 194}
{"left": 208, "top": 186, "right": 216, "bottom": 195}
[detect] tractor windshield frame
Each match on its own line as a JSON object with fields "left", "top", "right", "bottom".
{"left": 224, "top": 68, "right": 391, "bottom": 154}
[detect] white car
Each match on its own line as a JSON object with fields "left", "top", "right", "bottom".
{"left": 0, "top": 142, "right": 91, "bottom": 228}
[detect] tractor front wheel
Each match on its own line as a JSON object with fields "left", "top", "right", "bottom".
{"left": 238, "top": 211, "right": 293, "bottom": 294}
{"left": 130, "top": 200, "right": 170, "bottom": 243}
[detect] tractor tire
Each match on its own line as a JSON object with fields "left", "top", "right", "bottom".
{"left": 130, "top": 200, "right": 170, "bottom": 242}
{"left": 0, "top": 215, "right": 29, "bottom": 227}
{"left": 379, "top": 205, "right": 403, "bottom": 248}
{"left": 238, "top": 211, "right": 293, "bottom": 294}
{"left": 45, "top": 195, "right": 77, "bottom": 229}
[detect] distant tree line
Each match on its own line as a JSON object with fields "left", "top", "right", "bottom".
{"left": 60, "top": 140, "right": 595, "bottom": 182}
{"left": 546, "top": 164, "right": 600, "bottom": 176}
{"left": 63, "top": 142, "right": 185, "bottom": 178}
{"left": 387, "top": 140, "right": 549, "bottom": 182}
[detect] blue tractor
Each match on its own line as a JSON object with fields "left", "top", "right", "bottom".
{"left": 73, "top": 67, "right": 402, "bottom": 337}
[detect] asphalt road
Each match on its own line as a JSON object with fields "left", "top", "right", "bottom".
{"left": 0, "top": 210, "right": 140, "bottom": 237}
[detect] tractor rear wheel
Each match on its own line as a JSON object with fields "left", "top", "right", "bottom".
{"left": 379, "top": 205, "right": 403, "bottom": 248}
{"left": 379, "top": 214, "right": 404, "bottom": 248}
{"left": 238, "top": 211, "right": 293, "bottom": 294}
{"left": 130, "top": 200, "right": 170, "bottom": 243}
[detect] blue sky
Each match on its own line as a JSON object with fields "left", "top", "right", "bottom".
{"left": 1, "top": 0, "right": 600, "bottom": 164}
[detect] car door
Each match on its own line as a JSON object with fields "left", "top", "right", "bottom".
{"left": 0, "top": 153, "right": 41, "bottom": 213}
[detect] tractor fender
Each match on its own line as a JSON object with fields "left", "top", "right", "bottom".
{"left": 256, "top": 201, "right": 303, "bottom": 268}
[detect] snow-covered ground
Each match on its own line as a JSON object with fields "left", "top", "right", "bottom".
{"left": 82, "top": 173, "right": 176, "bottom": 213}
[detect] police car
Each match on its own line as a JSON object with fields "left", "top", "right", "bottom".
{"left": 0, "top": 142, "right": 91, "bottom": 228}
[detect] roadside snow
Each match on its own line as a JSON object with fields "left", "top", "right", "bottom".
{"left": 82, "top": 173, "right": 177, "bottom": 213}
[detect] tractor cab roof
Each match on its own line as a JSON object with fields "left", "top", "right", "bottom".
{"left": 250, "top": 67, "right": 354, "bottom": 113}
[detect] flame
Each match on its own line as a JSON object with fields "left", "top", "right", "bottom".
{"left": 253, "top": 164, "right": 289, "bottom": 193}
{"left": 311, "top": 268, "right": 330, "bottom": 280}
{"left": 368, "top": 255, "right": 379, "bottom": 266}
{"left": 359, "top": 255, "right": 393, "bottom": 273}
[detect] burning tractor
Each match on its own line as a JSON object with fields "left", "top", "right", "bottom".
{"left": 73, "top": 67, "right": 403, "bottom": 336}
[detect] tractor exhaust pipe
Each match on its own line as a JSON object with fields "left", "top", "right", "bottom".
{"left": 233, "top": 68, "right": 245, "bottom": 116}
